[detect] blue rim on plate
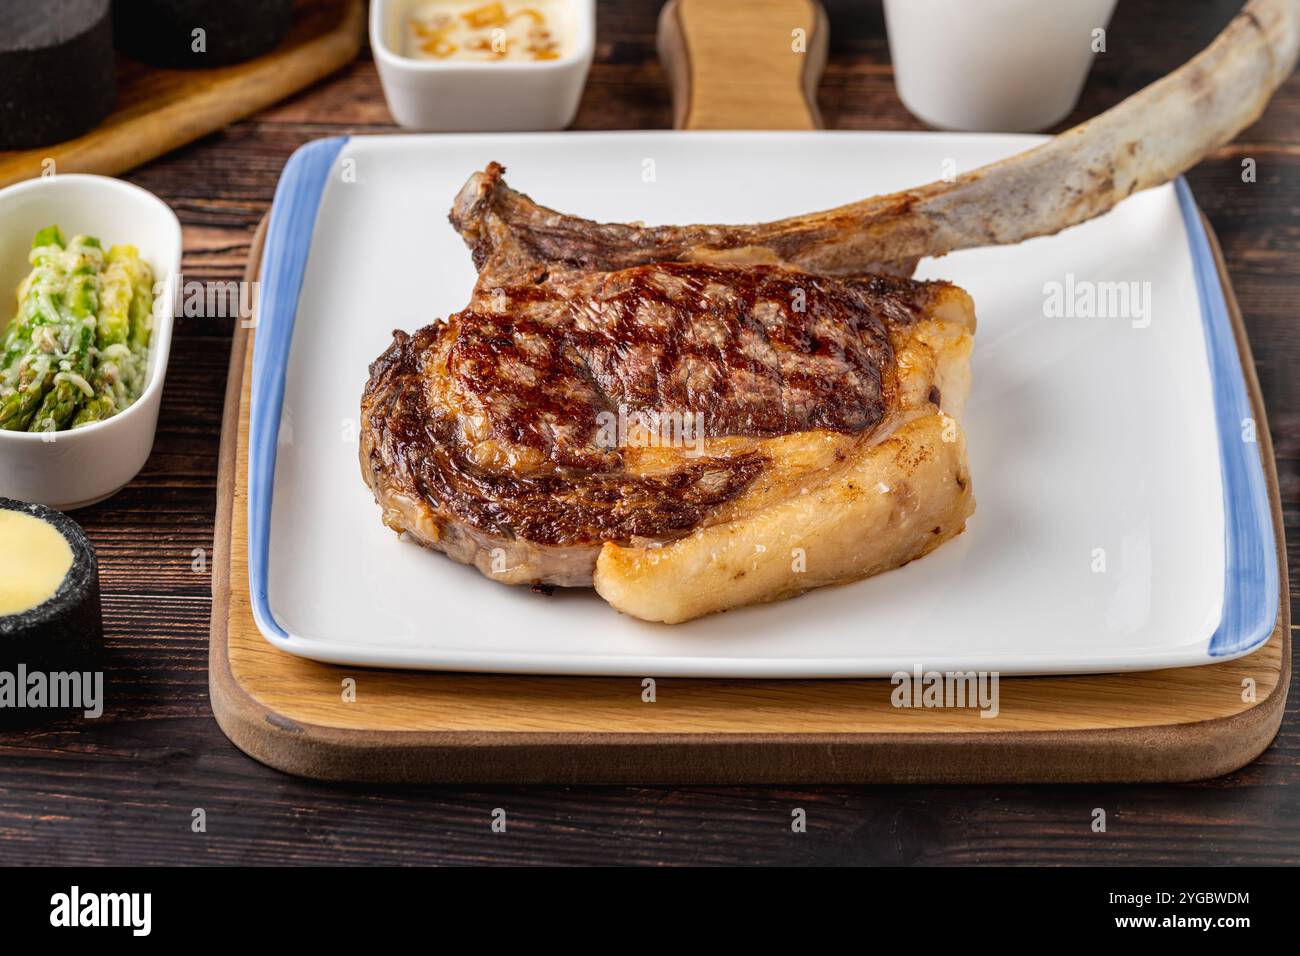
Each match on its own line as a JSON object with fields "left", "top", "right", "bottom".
{"left": 248, "top": 135, "right": 349, "bottom": 643}
{"left": 247, "top": 139, "right": 1278, "bottom": 664}
{"left": 1174, "top": 178, "right": 1279, "bottom": 656}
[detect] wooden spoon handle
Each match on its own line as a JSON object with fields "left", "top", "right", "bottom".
{"left": 656, "top": 0, "right": 829, "bottom": 130}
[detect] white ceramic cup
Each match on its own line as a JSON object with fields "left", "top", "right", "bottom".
{"left": 883, "top": 0, "right": 1119, "bottom": 132}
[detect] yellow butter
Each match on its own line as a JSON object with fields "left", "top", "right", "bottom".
{"left": 0, "top": 511, "right": 73, "bottom": 615}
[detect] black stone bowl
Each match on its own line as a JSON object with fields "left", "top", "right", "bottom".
{"left": 0, "top": 0, "right": 116, "bottom": 149}
{"left": 0, "top": 498, "right": 103, "bottom": 727}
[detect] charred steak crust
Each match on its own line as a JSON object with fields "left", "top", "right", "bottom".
{"left": 362, "top": 321, "right": 769, "bottom": 548}
{"left": 457, "top": 262, "right": 897, "bottom": 448}
{"left": 361, "top": 259, "right": 950, "bottom": 551}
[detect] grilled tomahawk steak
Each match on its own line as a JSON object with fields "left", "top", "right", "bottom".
{"left": 359, "top": 0, "right": 1300, "bottom": 622}
{"left": 360, "top": 164, "right": 976, "bottom": 622}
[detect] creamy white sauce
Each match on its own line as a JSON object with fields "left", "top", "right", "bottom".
{"left": 404, "top": 1, "right": 565, "bottom": 61}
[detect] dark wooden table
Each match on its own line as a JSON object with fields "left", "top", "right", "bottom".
{"left": 1, "top": 0, "right": 1296, "bottom": 866}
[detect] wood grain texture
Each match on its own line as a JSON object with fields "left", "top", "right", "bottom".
{"left": 0, "top": 0, "right": 1297, "bottom": 864}
{"left": 210, "top": 213, "right": 1288, "bottom": 783}
{"left": 658, "top": 0, "right": 828, "bottom": 129}
{"left": 0, "top": 0, "right": 363, "bottom": 189}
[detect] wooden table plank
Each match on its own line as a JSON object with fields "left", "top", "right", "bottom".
{"left": 0, "top": 0, "right": 1297, "bottom": 865}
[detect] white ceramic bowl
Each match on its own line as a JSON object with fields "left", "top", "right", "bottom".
{"left": 0, "top": 174, "right": 181, "bottom": 510}
{"left": 371, "top": 0, "right": 594, "bottom": 131}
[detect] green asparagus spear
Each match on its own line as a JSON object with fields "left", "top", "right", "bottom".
{"left": 127, "top": 253, "right": 154, "bottom": 348}
{"left": 2, "top": 228, "right": 66, "bottom": 370}
{"left": 97, "top": 247, "right": 135, "bottom": 349}
{"left": 60, "top": 246, "right": 138, "bottom": 428}
{"left": 31, "top": 225, "right": 65, "bottom": 249}
{"left": 0, "top": 229, "right": 81, "bottom": 430}
{"left": 2, "top": 227, "right": 153, "bottom": 432}
{"left": 70, "top": 394, "right": 116, "bottom": 428}
{"left": 69, "top": 247, "right": 154, "bottom": 426}
{"left": 120, "top": 248, "right": 154, "bottom": 403}
{"left": 24, "top": 238, "right": 101, "bottom": 433}
{"left": 0, "top": 352, "right": 57, "bottom": 430}
{"left": 29, "top": 318, "right": 97, "bottom": 433}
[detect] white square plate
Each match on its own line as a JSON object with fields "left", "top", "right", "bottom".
{"left": 247, "top": 132, "right": 1277, "bottom": 676}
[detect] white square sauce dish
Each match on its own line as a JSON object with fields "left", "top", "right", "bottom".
{"left": 371, "top": 0, "right": 595, "bottom": 131}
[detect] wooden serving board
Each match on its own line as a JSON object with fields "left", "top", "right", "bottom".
{"left": 209, "top": 4, "right": 1289, "bottom": 782}
{"left": 208, "top": 212, "right": 1290, "bottom": 784}
{"left": 0, "top": 0, "right": 363, "bottom": 190}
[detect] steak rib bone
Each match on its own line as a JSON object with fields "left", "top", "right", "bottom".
{"left": 452, "top": 0, "right": 1299, "bottom": 279}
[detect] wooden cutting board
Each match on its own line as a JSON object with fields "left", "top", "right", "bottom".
{"left": 208, "top": 1, "right": 1290, "bottom": 783}
{"left": 0, "top": 0, "right": 363, "bottom": 190}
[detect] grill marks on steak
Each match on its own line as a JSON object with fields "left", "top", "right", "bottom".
{"left": 452, "top": 262, "right": 898, "bottom": 466}
{"left": 362, "top": 259, "right": 951, "bottom": 549}
{"left": 364, "top": 322, "right": 770, "bottom": 548}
